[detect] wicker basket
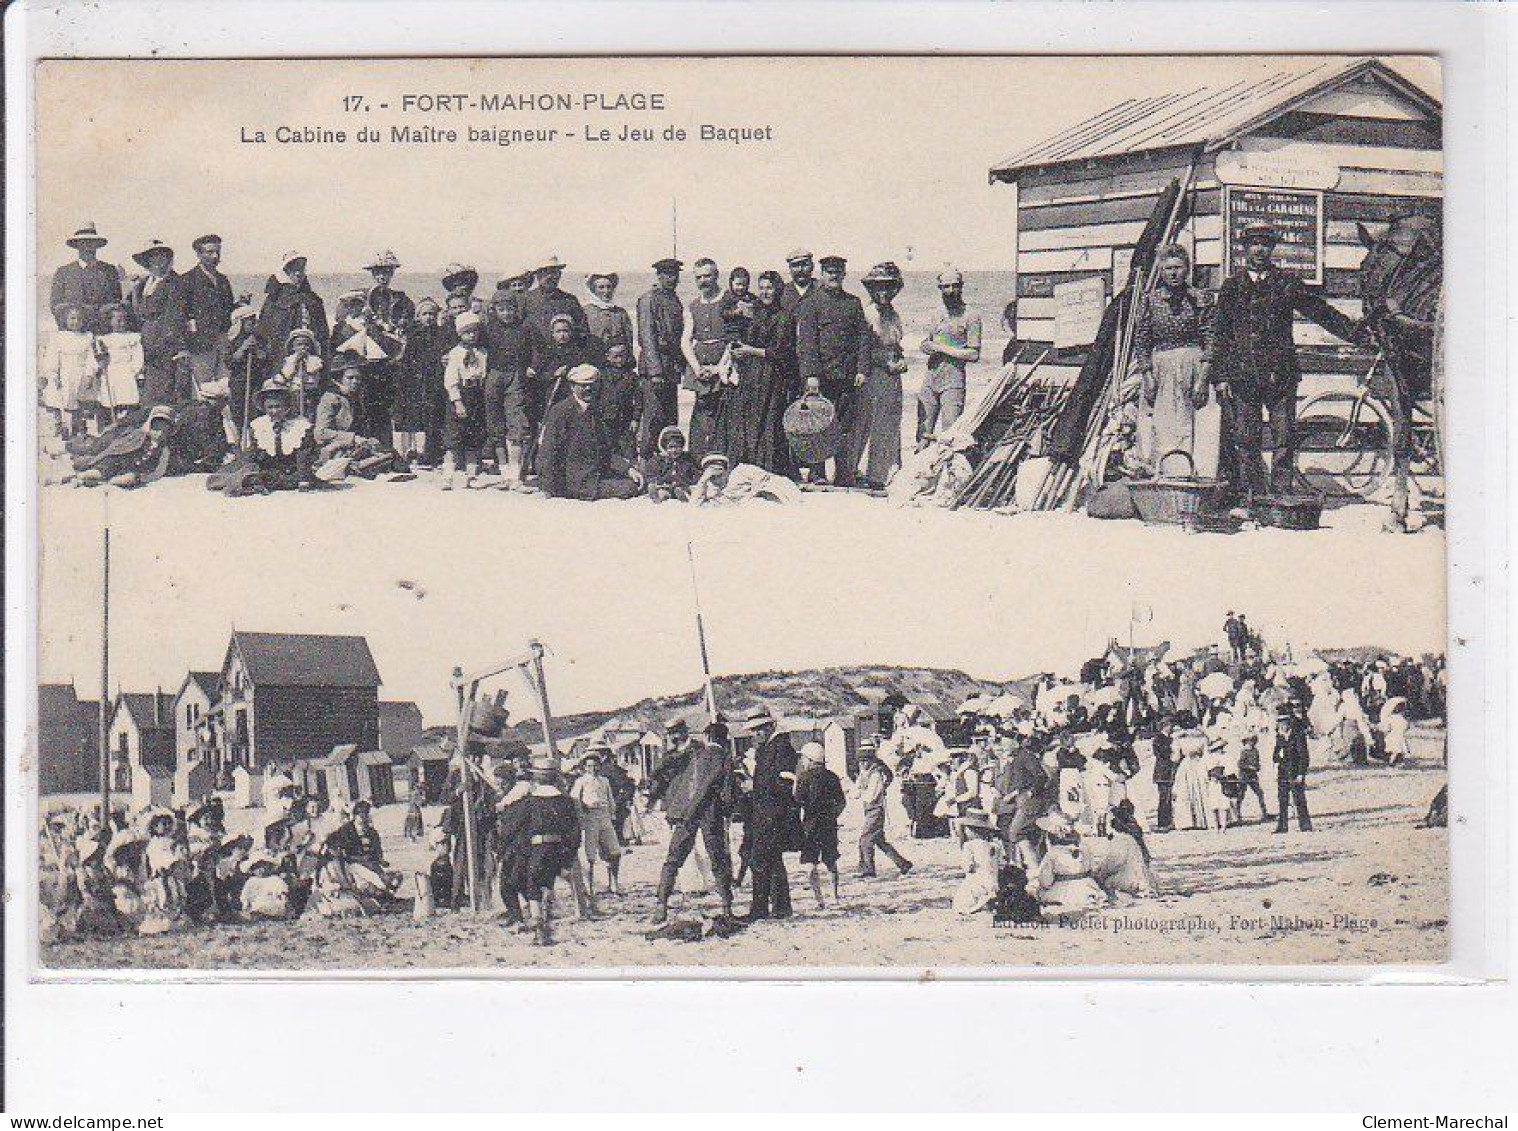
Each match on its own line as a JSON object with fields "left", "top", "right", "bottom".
{"left": 783, "top": 392, "right": 839, "bottom": 466}
{"left": 1254, "top": 494, "right": 1323, "bottom": 531}
{"left": 1128, "top": 450, "right": 1220, "bottom": 527}
{"left": 1185, "top": 509, "right": 1244, "bottom": 535}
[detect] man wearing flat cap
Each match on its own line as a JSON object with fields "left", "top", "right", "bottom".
{"left": 537, "top": 364, "right": 644, "bottom": 500}
{"left": 179, "top": 234, "right": 236, "bottom": 404}
{"left": 51, "top": 223, "right": 123, "bottom": 333}
{"left": 1209, "top": 219, "right": 1364, "bottom": 500}
{"left": 635, "top": 258, "right": 687, "bottom": 461}
{"left": 796, "top": 255, "right": 872, "bottom": 486}
{"left": 779, "top": 248, "right": 817, "bottom": 316}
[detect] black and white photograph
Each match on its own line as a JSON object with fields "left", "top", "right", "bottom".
{"left": 6, "top": 5, "right": 1512, "bottom": 1112}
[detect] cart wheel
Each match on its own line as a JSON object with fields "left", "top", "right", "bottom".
{"left": 1295, "top": 390, "right": 1394, "bottom": 499}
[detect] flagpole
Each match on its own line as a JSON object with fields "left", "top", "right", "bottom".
{"left": 684, "top": 539, "right": 718, "bottom": 719}
{"left": 99, "top": 525, "right": 111, "bottom": 822}
{"left": 453, "top": 669, "right": 481, "bottom": 912}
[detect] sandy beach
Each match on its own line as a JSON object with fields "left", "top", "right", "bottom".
{"left": 39, "top": 724, "right": 1446, "bottom": 972}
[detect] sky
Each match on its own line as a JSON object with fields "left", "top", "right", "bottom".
{"left": 35, "top": 54, "right": 1439, "bottom": 279}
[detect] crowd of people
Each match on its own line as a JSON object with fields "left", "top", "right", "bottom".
{"left": 39, "top": 621, "right": 1446, "bottom": 949}
{"left": 42, "top": 224, "right": 988, "bottom": 500}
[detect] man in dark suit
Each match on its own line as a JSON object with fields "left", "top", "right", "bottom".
{"left": 740, "top": 704, "right": 802, "bottom": 920}
{"left": 1208, "top": 220, "right": 1363, "bottom": 499}
{"left": 649, "top": 721, "right": 736, "bottom": 924}
{"left": 50, "top": 223, "right": 123, "bottom": 332}
{"left": 779, "top": 248, "right": 817, "bottom": 315}
{"left": 635, "top": 258, "right": 686, "bottom": 461}
{"left": 536, "top": 364, "right": 643, "bottom": 500}
{"left": 1272, "top": 703, "right": 1313, "bottom": 833}
{"left": 179, "top": 234, "right": 237, "bottom": 400}
{"left": 795, "top": 255, "right": 872, "bottom": 486}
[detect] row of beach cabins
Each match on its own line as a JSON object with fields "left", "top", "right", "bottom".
{"left": 38, "top": 630, "right": 887, "bottom": 813}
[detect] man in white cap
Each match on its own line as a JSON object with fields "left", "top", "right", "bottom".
{"left": 537, "top": 364, "right": 644, "bottom": 500}
{"left": 253, "top": 251, "right": 329, "bottom": 375}
{"left": 779, "top": 248, "right": 817, "bottom": 316}
{"left": 51, "top": 222, "right": 122, "bottom": 333}
{"left": 917, "top": 266, "right": 981, "bottom": 443}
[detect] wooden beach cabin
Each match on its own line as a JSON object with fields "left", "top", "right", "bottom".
{"left": 989, "top": 57, "right": 1441, "bottom": 391}
{"left": 37, "top": 682, "right": 99, "bottom": 795}
{"left": 215, "top": 631, "right": 382, "bottom": 770}
{"left": 407, "top": 743, "right": 452, "bottom": 803}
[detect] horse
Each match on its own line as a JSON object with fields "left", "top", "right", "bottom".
{"left": 1355, "top": 213, "right": 1443, "bottom": 530}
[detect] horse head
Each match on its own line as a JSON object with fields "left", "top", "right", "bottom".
{"left": 1356, "top": 213, "right": 1442, "bottom": 397}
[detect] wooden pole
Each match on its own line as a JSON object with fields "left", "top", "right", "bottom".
{"left": 684, "top": 540, "right": 719, "bottom": 719}
{"left": 454, "top": 675, "right": 481, "bottom": 912}
{"left": 527, "top": 642, "right": 559, "bottom": 757}
{"left": 99, "top": 525, "right": 111, "bottom": 823}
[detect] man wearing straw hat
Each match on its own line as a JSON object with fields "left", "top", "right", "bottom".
{"left": 741, "top": 704, "right": 802, "bottom": 921}
{"left": 51, "top": 222, "right": 122, "bottom": 333}
{"left": 128, "top": 238, "right": 192, "bottom": 407}
{"left": 523, "top": 254, "right": 588, "bottom": 369}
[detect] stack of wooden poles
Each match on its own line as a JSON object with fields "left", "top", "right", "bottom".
{"left": 951, "top": 349, "right": 1067, "bottom": 511}
{"left": 1033, "top": 165, "right": 1199, "bottom": 511}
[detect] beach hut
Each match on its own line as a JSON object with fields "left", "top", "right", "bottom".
{"left": 357, "top": 750, "right": 397, "bottom": 806}
{"left": 379, "top": 700, "right": 425, "bottom": 764}
{"left": 988, "top": 57, "right": 1441, "bottom": 391}
{"left": 214, "top": 630, "right": 383, "bottom": 771}
{"left": 131, "top": 763, "right": 173, "bottom": 811}
{"left": 173, "top": 759, "right": 215, "bottom": 807}
{"left": 407, "top": 744, "right": 452, "bottom": 804}
{"left": 37, "top": 682, "right": 99, "bottom": 795}
{"left": 232, "top": 764, "right": 264, "bottom": 808}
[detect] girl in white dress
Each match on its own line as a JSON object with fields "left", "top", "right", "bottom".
{"left": 95, "top": 304, "right": 144, "bottom": 418}
{"left": 42, "top": 303, "right": 100, "bottom": 437}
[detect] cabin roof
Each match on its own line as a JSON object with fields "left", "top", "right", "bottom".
{"left": 115, "top": 691, "right": 175, "bottom": 732}
{"left": 180, "top": 671, "right": 220, "bottom": 699}
{"left": 991, "top": 58, "right": 1440, "bottom": 181}
{"left": 228, "top": 631, "right": 382, "bottom": 689}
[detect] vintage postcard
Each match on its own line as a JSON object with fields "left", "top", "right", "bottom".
{"left": 28, "top": 53, "right": 1451, "bottom": 973}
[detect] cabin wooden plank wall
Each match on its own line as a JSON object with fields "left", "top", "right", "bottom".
{"left": 251, "top": 686, "right": 380, "bottom": 767}
{"left": 1005, "top": 78, "right": 1441, "bottom": 388}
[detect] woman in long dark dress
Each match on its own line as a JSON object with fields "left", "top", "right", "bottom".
{"left": 720, "top": 270, "right": 797, "bottom": 476}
